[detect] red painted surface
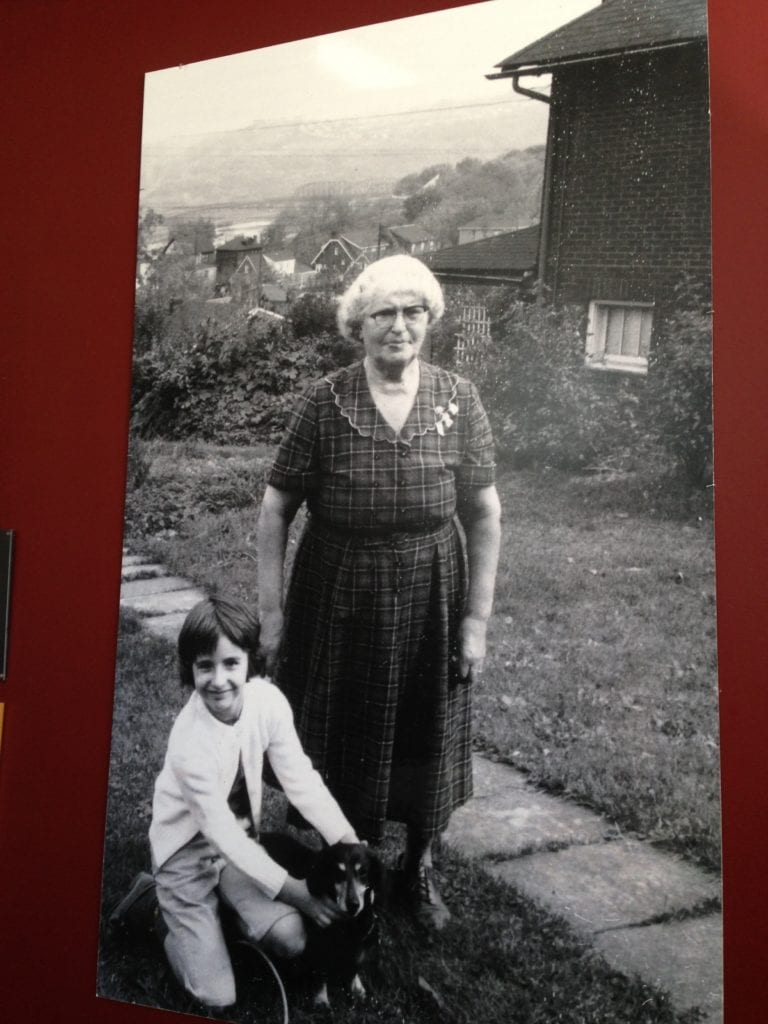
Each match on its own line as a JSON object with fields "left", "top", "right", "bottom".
{"left": 1, "top": 1, "right": 766, "bottom": 1019}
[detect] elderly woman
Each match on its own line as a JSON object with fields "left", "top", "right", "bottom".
{"left": 257, "top": 255, "right": 501, "bottom": 929}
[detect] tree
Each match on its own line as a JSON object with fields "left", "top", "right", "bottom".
{"left": 168, "top": 217, "right": 216, "bottom": 255}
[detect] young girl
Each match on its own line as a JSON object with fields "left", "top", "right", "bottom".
{"left": 148, "top": 595, "right": 359, "bottom": 1012}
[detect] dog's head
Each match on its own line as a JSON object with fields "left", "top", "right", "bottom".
{"left": 311, "top": 842, "right": 383, "bottom": 917}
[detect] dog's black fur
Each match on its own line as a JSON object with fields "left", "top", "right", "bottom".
{"left": 259, "top": 831, "right": 384, "bottom": 1008}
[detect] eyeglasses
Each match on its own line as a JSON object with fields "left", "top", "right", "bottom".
{"left": 368, "top": 304, "right": 428, "bottom": 327}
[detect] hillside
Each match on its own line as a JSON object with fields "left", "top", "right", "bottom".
{"left": 139, "top": 98, "right": 548, "bottom": 215}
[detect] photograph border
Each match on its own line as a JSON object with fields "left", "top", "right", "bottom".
{"left": 1, "top": 1, "right": 766, "bottom": 1021}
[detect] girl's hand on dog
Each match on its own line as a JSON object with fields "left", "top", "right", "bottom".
{"left": 279, "top": 876, "right": 346, "bottom": 927}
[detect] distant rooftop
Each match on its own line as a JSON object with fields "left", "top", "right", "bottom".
{"left": 493, "top": 0, "right": 707, "bottom": 74}
{"left": 428, "top": 224, "right": 539, "bottom": 277}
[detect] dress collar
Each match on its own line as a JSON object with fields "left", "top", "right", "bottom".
{"left": 328, "top": 360, "right": 458, "bottom": 445}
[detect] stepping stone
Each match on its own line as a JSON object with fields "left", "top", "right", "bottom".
{"left": 488, "top": 840, "right": 721, "bottom": 932}
{"left": 444, "top": 756, "right": 608, "bottom": 858}
{"left": 122, "top": 554, "right": 146, "bottom": 566}
{"left": 594, "top": 914, "right": 723, "bottom": 1022}
{"left": 122, "top": 588, "right": 204, "bottom": 617}
{"left": 143, "top": 612, "right": 189, "bottom": 642}
{"left": 121, "top": 576, "right": 192, "bottom": 600}
{"left": 121, "top": 563, "right": 165, "bottom": 581}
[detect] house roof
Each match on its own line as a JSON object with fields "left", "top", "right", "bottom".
{"left": 311, "top": 232, "right": 382, "bottom": 267}
{"left": 341, "top": 229, "right": 381, "bottom": 250}
{"left": 494, "top": 0, "right": 707, "bottom": 74}
{"left": 427, "top": 224, "right": 539, "bottom": 276}
{"left": 388, "top": 223, "right": 436, "bottom": 244}
{"left": 217, "top": 235, "right": 261, "bottom": 252}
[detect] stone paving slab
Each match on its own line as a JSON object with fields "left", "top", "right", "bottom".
{"left": 594, "top": 915, "right": 723, "bottom": 1023}
{"left": 121, "top": 576, "right": 193, "bottom": 600}
{"left": 444, "top": 758, "right": 609, "bottom": 858}
{"left": 142, "top": 612, "right": 189, "bottom": 641}
{"left": 121, "top": 588, "right": 205, "bottom": 617}
{"left": 488, "top": 840, "right": 721, "bottom": 932}
{"left": 121, "top": 563, "right": 165, "bottom": 581}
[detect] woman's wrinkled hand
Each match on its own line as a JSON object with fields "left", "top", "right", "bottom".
{"left": 457, "top": 615, "right": 488, "bottom": 679}
{"left": 258, "top": 609, "right": 284, "bottom": 676}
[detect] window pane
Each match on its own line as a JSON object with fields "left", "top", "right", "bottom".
{"left": 639, "top": 310, "right": 653, "bottom": 357}
{"left": 605, "top": 308, "right": 625, "bottom": 355}
{"left": 621, "top": 308, "right": 644, "bottom": 356}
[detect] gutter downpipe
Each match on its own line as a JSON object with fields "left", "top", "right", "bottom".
{"left": 512, "top": 73, "right": 552, "bottom": 305}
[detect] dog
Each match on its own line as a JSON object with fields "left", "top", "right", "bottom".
{"left": 259, "top": 831, "right": 384, "bottom": 1009}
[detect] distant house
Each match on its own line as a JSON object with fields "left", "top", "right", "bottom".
{"left": 426, "top": 224, "right": 539, "bottom": 292}
{"left": 311, "top": 230, "right": 387, "bottom": 282}
{"left": 263, "top": 249, "right": 317, "bottom": 288}
{"left": 457, "top": 215, "right": 522, "bottom": 246}
{"left": 384, "top": 224, "right": 438, "bottom": 256}
{"left": 214, "top": 235, "right": 262, "bottom": 301}
{"left": 490, "top": 0, "right": 710, "bottom": 375}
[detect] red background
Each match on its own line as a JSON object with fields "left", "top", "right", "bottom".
{"left": 1, "top": 0, "right": 766, "bottom": 1019}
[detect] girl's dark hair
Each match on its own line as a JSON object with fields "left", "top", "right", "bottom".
{"left": 177, "top": 595, "right": 263, "bottom": 688}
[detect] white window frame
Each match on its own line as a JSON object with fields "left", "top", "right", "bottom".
{"left": 585, "top": 300, "right": 654, "bottom": 375}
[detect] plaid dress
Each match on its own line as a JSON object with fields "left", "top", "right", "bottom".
{"left": 267, "top": 360, "right": 495, "bottom": 842}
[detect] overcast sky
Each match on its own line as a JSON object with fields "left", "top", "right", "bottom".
{"left": 142, "top": 0, "right": 597, "bottom": 144}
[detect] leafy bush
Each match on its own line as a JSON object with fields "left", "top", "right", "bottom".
{"left": 475, "top": 294, "right": 643, "bottom": 470}
{"left": 131, "top": 304, "right": 358, "bottom": 445}
{"left": 645, "top": 284, "right": 713, "bottom": 486}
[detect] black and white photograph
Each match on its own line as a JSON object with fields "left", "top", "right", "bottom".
{"left": 97, "top": 1, "right": 721, "bottom": 1022}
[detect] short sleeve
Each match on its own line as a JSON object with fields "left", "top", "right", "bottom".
{"left": 455, "top": 381, "right": 496, "bottom": 488}
{"left": 266, "top": 385, "right": 320, "bottom": 493}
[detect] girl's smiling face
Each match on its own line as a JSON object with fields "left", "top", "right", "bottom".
{"left": 192, "top": 634, "right": 249, "bottom": 724}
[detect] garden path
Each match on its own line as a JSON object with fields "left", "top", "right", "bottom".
{"left": 120, "top": 550, "right": 723, "bottom": 1023}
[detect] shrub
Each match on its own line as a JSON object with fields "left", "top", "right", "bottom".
{"left": 130, "top": 303, "right": 358, "bottom": 444}
{"left": 645, "top": 284, "right": 713, "bottom": 487}
{"left": 475, "top": 294, "right": 643, "bottom": 470}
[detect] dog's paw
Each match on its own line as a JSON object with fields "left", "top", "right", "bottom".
{"left": 312, "top": 981, "right": 331, "bottom": 1010}
{"left": 349, "top": 974, "right": 367, "bottom": 1001}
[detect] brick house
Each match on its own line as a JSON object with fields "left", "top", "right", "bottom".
{"left": 489, "top": 0, "right": 710, "bottom": 375}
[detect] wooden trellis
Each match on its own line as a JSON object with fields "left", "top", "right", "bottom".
{"left": 456, "top": 304, "right": 491, "bottom": 369}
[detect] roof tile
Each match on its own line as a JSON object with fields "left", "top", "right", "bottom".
{"left": 495, "top": 0, "right": 707, "bottom": 72}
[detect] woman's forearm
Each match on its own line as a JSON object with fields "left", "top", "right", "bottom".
{"left": 462, "top": 486, "right": 502, "bottom": 622}
{"left": 256, "top": 485, "right": 301, "bottom": 616}
{"left": 257, "top": 504, "right": 289, "bottom": 617}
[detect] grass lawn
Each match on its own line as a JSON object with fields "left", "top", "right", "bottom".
{"left": 100, "top": 438, "right": 720, "bottom": 1019}
{"left": 126, "top": 440, "right": 720, "bottom": 871}
{"left": 98, "top": 613, "right": 700, "bottom": 1024}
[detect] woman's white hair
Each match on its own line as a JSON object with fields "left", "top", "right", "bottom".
{"left": 336, "top": 254, "right": 445, "bottom": 341}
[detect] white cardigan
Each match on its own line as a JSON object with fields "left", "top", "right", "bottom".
{"left": 149, "top": 677, "right": 351, "bottom": 898}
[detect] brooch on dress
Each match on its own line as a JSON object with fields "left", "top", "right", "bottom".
{"left": 434, "top": 401, "right": 458, "bottom": 436}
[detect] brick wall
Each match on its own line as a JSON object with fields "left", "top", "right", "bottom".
{"left": 545, "top": 44, "right": 711, "bottom": 312}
